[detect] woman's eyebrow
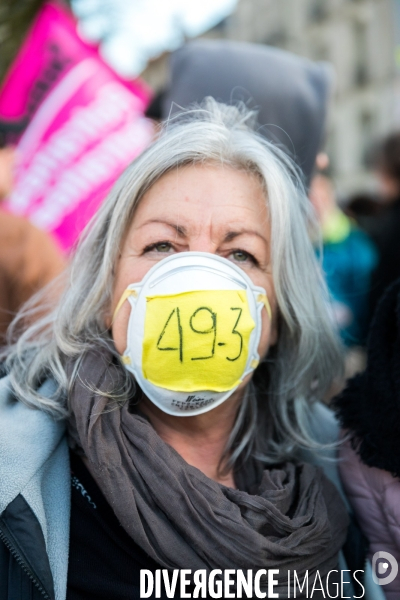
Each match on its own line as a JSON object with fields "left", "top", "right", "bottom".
{"left": 137, "top": 219, "right": 186, "bottom": 236}
{"left": 223, "top": 230, "right": 267, "bottom": 243}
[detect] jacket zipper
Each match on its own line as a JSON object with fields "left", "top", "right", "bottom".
{"left": 0, "top": 522, "right": 51, "bottom": 599}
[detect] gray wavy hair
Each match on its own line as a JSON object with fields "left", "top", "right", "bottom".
{"left": 3, "top": 98, "right": 343, "bottom": 468}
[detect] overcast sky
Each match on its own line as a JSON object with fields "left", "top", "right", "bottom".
{"left": 72, "top": 0, "right": 238, "bottom": 76}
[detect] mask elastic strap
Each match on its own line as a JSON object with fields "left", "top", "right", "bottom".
{"left": 112, "top": 288, "right": 138, "bottom": 323}
{"left": 257, "top": 293, "right": 272, "bottom": 320}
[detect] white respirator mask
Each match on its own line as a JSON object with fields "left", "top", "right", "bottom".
{"left": 113, "top": 252, "right": 271, "bottom": 416}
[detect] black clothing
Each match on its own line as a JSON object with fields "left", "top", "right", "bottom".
{"left": 346, "top": 196, "right": 400, "bottom": 320}
{"left": 67, "top": 451, "right": 169, "bottom": 600}
{"left": 369, "top": 200, "right": 400, "bottom": 315}
{"left": 335, "top": 277, "right": 400, "bottom": 478}
{"left": 0, "top": 493, "right": 55, "bottom": 600}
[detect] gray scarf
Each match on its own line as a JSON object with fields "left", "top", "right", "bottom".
{"left": 68, "top": 349, "right": 348, "bottom": 596}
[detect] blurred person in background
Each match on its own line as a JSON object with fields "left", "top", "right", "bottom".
{"left": 158, "top": 39, "right": 332, "bottom": 186}
{"left": 335, "top": 277, "right": 400, "bottom": 600}
{"left": 368, "top": 133, "right": 400, "bottom": 315}
{"left": 309, "top": 153, "right": 377, "bottom": 348}
{"left": 0, "top": 145, "right": 65, "bottom": 342}
{"left": 346, "top": 132, "right": 400, "bottom": 321}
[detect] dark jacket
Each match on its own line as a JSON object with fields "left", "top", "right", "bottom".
{"left": 335, "top": 277, "right": 400, "bottom": 478}
{"left": 0, "top": 494, "right": 55, "bottom": 600}
{"left": 369, "top": 201, "right": 400, "bottom": 316}
{"left": 335, "top": 278, "right": 400, "bottom": 599}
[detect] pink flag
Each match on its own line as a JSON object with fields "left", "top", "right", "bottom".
{"left": 0, "top": 1, "right": 153, "bottom": 251}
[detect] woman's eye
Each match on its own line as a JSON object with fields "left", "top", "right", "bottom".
{"left": 231, "top": 250, "right": 251, "bottom": 263}
{"left": 145, "top": 242, "right": 173, "bottom": 253}
{"left": 155, "top": 242, "right": 172, "bottom": 253}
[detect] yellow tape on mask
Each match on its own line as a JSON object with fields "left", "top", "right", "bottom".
{"left": 142, "top": 290, "right": 255, "bottom": 392}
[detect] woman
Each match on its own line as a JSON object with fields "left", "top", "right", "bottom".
{"left": 0, "top": 99, "right": 348, "bottom": 600}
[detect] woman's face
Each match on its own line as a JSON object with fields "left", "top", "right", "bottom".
{"left": 109, "top": 164, "right": 278, "bottom": 366}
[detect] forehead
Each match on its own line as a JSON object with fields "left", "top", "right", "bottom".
{"left": 132, "top": 163, "right": 268, "bottom": 226}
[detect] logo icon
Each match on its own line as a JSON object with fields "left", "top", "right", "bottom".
{"left": 372, "top": 551, "right": 398, "bottom": 586}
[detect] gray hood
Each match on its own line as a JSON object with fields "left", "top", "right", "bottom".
{"left": 162, "top": 40, "right": 333, "bottom": 184}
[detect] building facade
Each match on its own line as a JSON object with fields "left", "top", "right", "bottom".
{"left": 226, "top": 0, "right": 398, "bottom": 197}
